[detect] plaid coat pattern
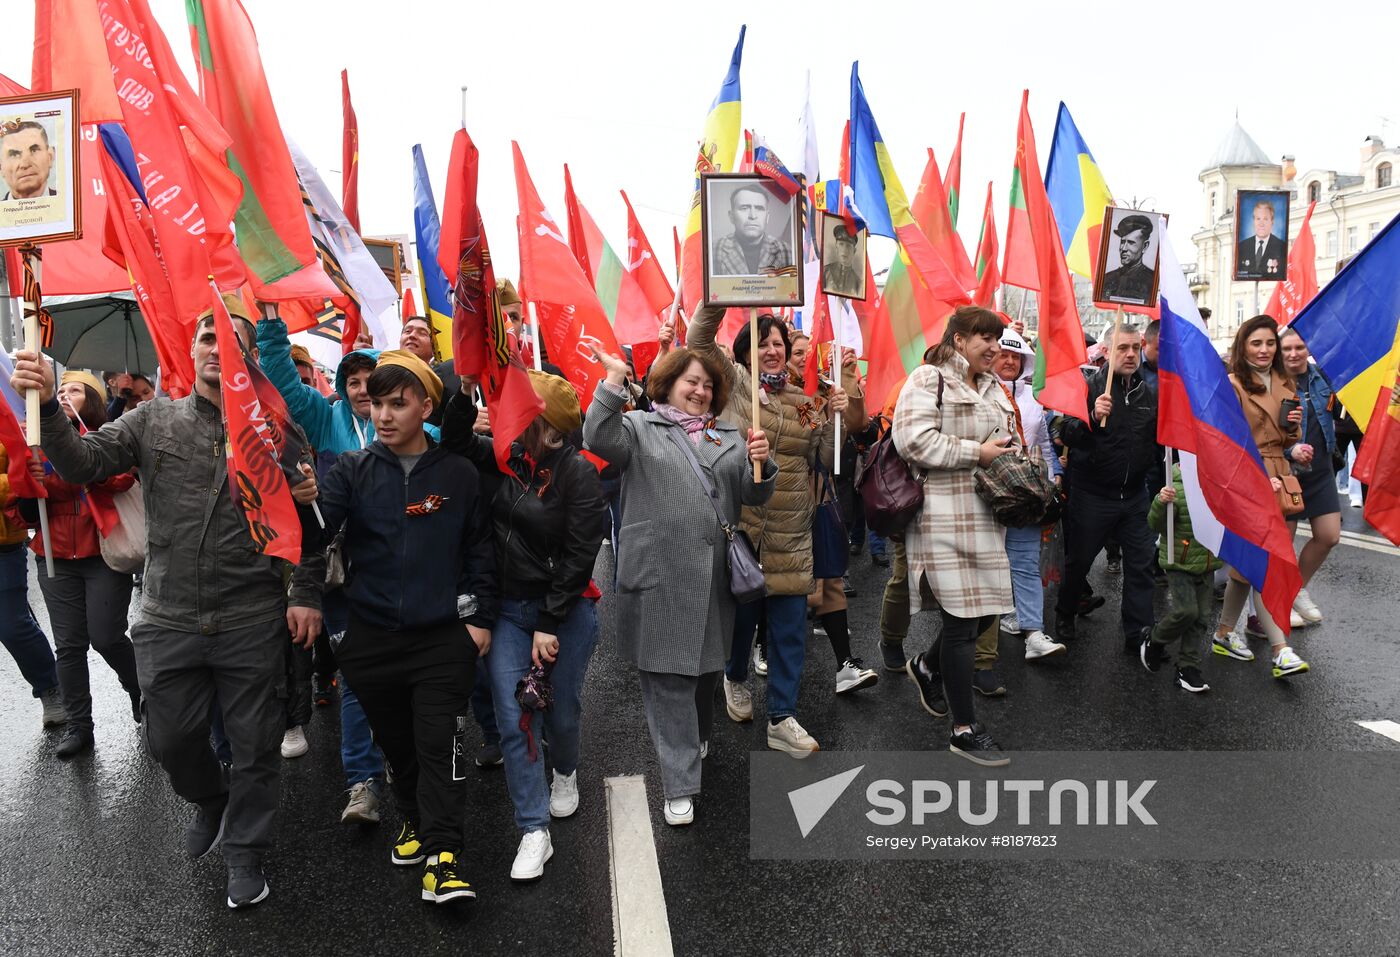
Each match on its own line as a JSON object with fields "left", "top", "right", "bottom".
{"left": 892, "top": 356, "right": 1016, "bottom": 619}
{"left": 712, "top": 235, "right": 794, "bottom": 276}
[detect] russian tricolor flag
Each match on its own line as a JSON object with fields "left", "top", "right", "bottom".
{"left": 1155, "top": 236, "right": 1301, "bottom": 634}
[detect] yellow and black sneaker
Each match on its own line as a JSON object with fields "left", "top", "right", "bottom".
{"left": 421, "top": 851, "right": 476, "bottom": 904}
{"left": 391, "top": 821, "right": 425, "bottom": 866}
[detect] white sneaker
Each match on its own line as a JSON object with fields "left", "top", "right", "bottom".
{"left": 752, "top": 644, "right": 768, "bottom": 677}
{"left": 1293, "top": 588, "right": 1323, "bottom": 624}
{"left": 341, "top": 779, "right": 381, "bottom": 825}
{"left": 549, "top": 770, "right": 579, "bottom": 819}
{"left": 280, "top": 726, "right": 309, "bottom": 759}
{"left": 663, "top": 797, "right": 694, "bottom": 826}
{"left": 1000, "top": 614, "right": 1021, "bottom": 635}
{"left": 1212, "top": 631, "right": 1255, "bottom": 662}
{"left": 1272, "top": 646, "right": 1310, "bottom": 678}
{"left": 766, "top": 716, "right": 819, "bottom": 758}
{"left": 723, "top": 675, "right": 752, "bottom": 723}
{"left": 510, "top": 829, "right": 553, "bottom": 881}
{"left": 835, "top": 658, "right": 879, "bottom": 694}
{"left": 1023, "top": 631, "right": 1066, "bottom": 660}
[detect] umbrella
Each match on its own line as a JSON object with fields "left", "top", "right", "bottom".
{"left": 43, "top": 293, "right": 159, "bottom": 376}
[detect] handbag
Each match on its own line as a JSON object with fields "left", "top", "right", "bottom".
{"left": 666, "top": 428, "right": 766, "bottom": 604}
{"left": 1276, "top": 473, "right": 1305, "bottom": 516}
{"left": 324, "top": 527, "right": 347, "bottom": 589}
{"left": 855, "top": 373, "right": 942, "bottom": 539}
{"left": 97, "top": 482, "right": 146, "bottom": 574}
{"left": 811, "top": 464, "right": 848, "bottom": 579}
{"left": 973, "top": 384, "right": 1061, "bottom": 528}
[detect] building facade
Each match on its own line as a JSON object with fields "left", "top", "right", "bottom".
{"left": 1191, "top": 122, "right": 1400, "bottom": 344}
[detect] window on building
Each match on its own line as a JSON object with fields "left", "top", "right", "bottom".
{"left": 1235, "top": 299, "right": 1244, "bottom": 325}
{"left": 1348, "top": 226, "right": 1359, "bottom": 253}
{"left": 1326, "top": 231, "right": 1338, "bottom": 257}
{"left": 1379, "top": 163, "right": 1393, "bottom": 189}
{"left": 1307, "top": 181, "right": 1321, "bottom": 203}
{"left": 1371, "top": 221, "right": 1383, "bottom": 241}
{"left": 1210, "top": 190, "right": 1217, "bottom": 218}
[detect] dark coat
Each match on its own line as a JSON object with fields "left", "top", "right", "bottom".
{"left": 1236, "top": 234, "right": 1286, "bottom": 279}
{"left": 1060, "top": 367, "right": 1159, "bottom": 498}
{"left": 1099, "top": 261, "right": 1156, "bottom": 304}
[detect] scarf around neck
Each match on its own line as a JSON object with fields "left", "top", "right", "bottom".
{"left": 655, "top": 402, "right": 712, "bottom": 445}
{"left": 758, "top": 370, "right": 790, "bottom": 394}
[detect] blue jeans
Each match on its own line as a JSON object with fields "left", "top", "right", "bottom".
{"left": 488, "top": 597, "right": 599, "bottom": 833}
{"left": 324, "top": 588, "right": 385, "bottom": 787}
{"left": 868, "top": 531, "right": 888, "bottom": 559}
{"left": 0, "top": 546, "right": 58, "bottom": 697}
{"left": 727, "top": 594, "right": 807, "bottom": 720}
{"left": 1004, "top": 525, "right": 1044, "bottom": 632}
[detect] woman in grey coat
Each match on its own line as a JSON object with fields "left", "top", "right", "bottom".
{"left": 583, "top": 344, "right": 776, "bottom": 826}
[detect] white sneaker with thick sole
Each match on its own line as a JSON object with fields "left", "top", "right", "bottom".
{"left": 1212, "top": 631, "right": 1255, "bottom": 661}
{"left": 834, "top": 658, "right": 879, "bottom": 694}
{"left": 766, "top": 716, "right": 819, "bottom": 758}
{"left": 663, "top": 797, "right": 694, "bottom": 826}
{"left": 280, "top": 726, "right": 309, "bottom": 759}
{"left": 1272, "top": 646, "right": 1310, "bottom": 679}
{"left": 1289, "top": 609, "right": 1308, "bottom": 629}
{"left": 510, "top": 829, "right": 553, "bottom": 881}
{"left": 1000, "top": 614, "right": 1021, "bottom": 635}
{"left": 1293, "top": 588, "right": 1323, "bottom": 624}
{"left": 1023, "top": 631, "right": 1066, "bottom": 660}
{"left": 549, "top": 770, "right": 579, "bottom": 819}
{"left": 723, "top": 675, "right": 753, "bottom": 722}
{"left": 341, "top": 780, "right": 381, "bottom": 825}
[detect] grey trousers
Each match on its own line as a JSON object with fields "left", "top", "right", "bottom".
{"left": 638, "top": 670, "right": 718, "bottom": 800}
{"left": 131, "top": 618, "right": 286, "bottom": 867}
{"left": 37, "top": 556, "right": 139, "bottom": 731}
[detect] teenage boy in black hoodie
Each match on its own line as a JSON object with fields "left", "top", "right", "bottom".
{"left": 317, "top": 350, "right": 496, "bottom": 905}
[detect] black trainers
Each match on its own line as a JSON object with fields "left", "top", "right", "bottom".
{"left": 312, "top": 673, "right": 337, "bottom": 707}
{"left": 972, "top": 670, "right": 1006, "bottom": 697}
{"left": 226, "top": 863, "right": 270, "bottom": 909}
{"left": 1175, "top": 666, "right": 1210, "bottom": 693}
{"left": 949, "top": 723, "right": 1010, "bottom": 767}
{"left": 422, "top": 851, "right": 476, "bottom": 904}
{"left": 185, "top": 798, "right": 228, "bottom": 859}
{"left": 1055, "top": 614, "right": 1077, "bottom": 641}
{"left": 1077, "top": 594, "right": 1106, "bottom": 617}
{"left": 880, "top": 642, "right": 906, "bottom": 672}
{"left": 475, "top": 742, "right": 504, "bottom": 767}
{"left": 1140, "top": 634, "right": 1170, "bottom": 673}
{"left": 54, "top": 725, "right": 94, "bottom": 759}
{"left": 391, "top": 820, "right": 426, "bottom": 866}
{"left": 872, "top": 553, "right": 890, "bottom": 568}
{"left": 905, "top": 655, "right": 947, "bottom": 718}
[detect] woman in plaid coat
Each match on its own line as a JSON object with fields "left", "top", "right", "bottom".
{"left": 892, "top": 306, "right": 1019, "bottom": 767}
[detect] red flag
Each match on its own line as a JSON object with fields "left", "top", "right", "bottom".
{"left": 211, "top": 286, "right": 301, "bottom": 564}
{"left": 672, "top": 227, "right": 682, "bottom": 281}
{"left": 943, "top": 112, "right": 965, "bottom": 228}
{"left": 973, "top": 181, "right": 1001, "bottom": 308}
{"left": 187, "top": 0, "right": 337, "bottom": 305}
{"left": 437, "top": 129, "right": 543, "bottom": 468}
{"left": 401, "top": 287, "right": 418, "bottom": 322}
{"left": 622, "top": 191, "right": 675, "bottom": 315}
{"left": 804, "top": 293, "right": 834, "bottom": 396}
{"left": 1352, "top": 373, "right": 1400, "bottom": 544}
{"left": 513, "top": 143, "right": 622, "bottom": 404}
{"left": 913, "top": 148, "right": 977, "bottom": 294}
{"left": 562, "top": 165, "right": 595, "bottom": 285}
{"left": 341, "top": 69, "right": 361, "bottom": 234}
{"left": 0, "top": 403, "right": 46, "bottom": 500}
{"left": 32, "top": 0, "right": 124, "bottom": 123}
{"left": 1264, "top": 201, "right": 1319, "bottom": 326}
{"left": 1012, "top": 91, "right": 1088, "bottom": 421}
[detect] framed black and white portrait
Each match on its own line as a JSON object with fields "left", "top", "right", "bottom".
{"left": 700, "top": 173, "right": 802, "bottom": 308}
{"left": 1092, "top": 206, "right": 1165, "bottom": 308}
{"left": 818, "top": 212, "right": 867, "bottom": 300}
{"left": 0, "top": 89, "right": 81, "bottom": 248}
{"left": 1233, "top": 190, "right": 1289, "bottom": 282}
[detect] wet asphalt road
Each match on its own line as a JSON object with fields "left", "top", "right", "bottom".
{"left": 2, "top": 509, "right": 1399, "bottom": 957}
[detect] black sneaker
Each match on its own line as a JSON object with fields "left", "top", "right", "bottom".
{"left": 905, "top": 655, "right": 947, "bottom": 718}
{"left": 312, "top": 673, "right": 337, "bottom": 707}
{"left": 1140, "top": 635, "right": 1170, "bottom": 673}
{"left": 391, "top": 820, "right": 426, "bottom": 866}
{"left": 186, "top": 798, "right": 228, "bottom": 859}
{"left": 475, "top": 742, "right": 504, "bottom": 767}
{"left": 849, "top": 541, "right": 863, "bottom": 556}
{"left": 872, "top": 553, "right": 890, "bottom": 568}
{"left": 949, "top": 723, "right": 1010, "bottom": 767}
{"left": 422, "top": 851, "right": 476, "bottom": 904}
{"left": 1175, "top": 666, "right": 1210, "bottom": 693}
{"left": 54, "top": 725, "right": 94, "bottom": 759}
{"left": 1055, "top": 614, "right": 1078, "bottom": 641}
{"left": 972, "top": 670, "right": 1006, "bottom": 697}
{"left": 880, "top": 642, "right": 906, "bottom": 672}
{"left": 1106, "top": 558, "right": 1122, "bottom": 575}
{"left": 1077, "top": 594, "right": 1106, "bottom": 617}
{"left": 128, "top": 689, "right": 142, "bottom": 724}
{"left": 226, "top": 863, "right": 270, "bottom": 909}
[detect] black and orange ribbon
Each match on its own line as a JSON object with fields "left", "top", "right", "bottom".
{"left": 19, "top": 245, "right": 54, "bottom": 349}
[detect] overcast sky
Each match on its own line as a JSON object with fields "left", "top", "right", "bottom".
{"left": 4, "top": 0, "right": 1398, "bottom": 284}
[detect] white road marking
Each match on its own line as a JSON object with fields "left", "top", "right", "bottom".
{"left": 605, "top": 774, "right": 673, "bottom": 957}
{"left": 1295, "top": 522, "right": 1400, "bottom": 558}
{"left": 1356, "top": 720, "right": 1400, "bottom": 744}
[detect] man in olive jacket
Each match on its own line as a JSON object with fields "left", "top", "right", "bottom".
{"left": 12, "top": 306, "right": 323, "bottom": 911}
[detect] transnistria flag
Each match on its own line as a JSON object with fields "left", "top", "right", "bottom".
{"left": 1155, "top": 236, "right": 1300, "bottom": 632}
{"left": 1264, "top": 201, "right": 1319, "bottom": 326}
{"left": 1010, "top": 91, "right": 1088, "bottom": 421}
{"left": 437, "top": 129, "right": 542, "bottom": 469}
{"left": 1044, "top": 102, "right": 1114, "bottom": 281}
{"left": 973, "top": 181, "right": 1000, "bottom": 309}
{"left": 513, "top": 143, "right": 622, "bottom": 405}
{"left": 1350, "top": 333, "right": 1400, "bottom": 544}
{"left": 1291, "top": 210, "right": 1400, "bottom": 431}
{"left": 412, "top": 144, "right": 455, "bottom": 360}
{"left": 680, "top": 26, "right": 745, "bottom": 313}
{"left": 211, "top": 285, "right": 301, "bottom": 565}
{"left": 943, "top": 112, "right": 965, "bottom": 228}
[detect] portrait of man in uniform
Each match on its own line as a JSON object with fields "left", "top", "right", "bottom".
{"left": 1093, "top": 207, "right": 1165, "bottom": 309}
{"left": 819, "top": 215, "right": 867, "bottom": 300}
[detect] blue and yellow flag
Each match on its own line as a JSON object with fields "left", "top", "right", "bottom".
{"left": 411, "top": 144, "right": 454, "bottom": 360}
{"left": 1044, "top": 102, "right": 1114, "bottom": 280}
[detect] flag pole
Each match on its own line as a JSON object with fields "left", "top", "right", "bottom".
{"left": 460, "top": 86, "right": 467, "bottom": 129}
{"left": 1100, "top": 305, "right": 1124, "bottom": 428}
{"left": 830, "top": 297, "right": 841, "bottom": 476}
{"left": 526, "top": 300, "right": 543, "bottom": 371}
{"left": 749, "top": 307, "right": 760, "bottom": 483}
{"left": 19, "top": 245, "right": 54, "bottom": 578}
{"left": 1165, "top": 447, "right": 1175, "bottom": 564}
